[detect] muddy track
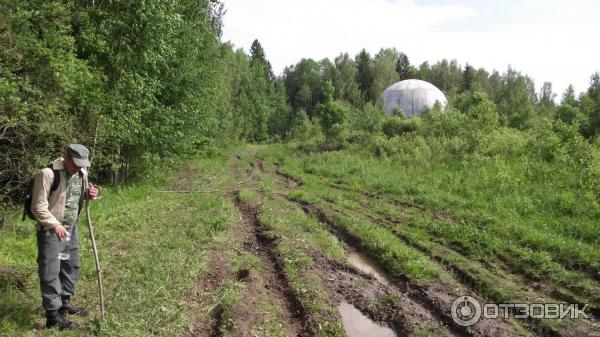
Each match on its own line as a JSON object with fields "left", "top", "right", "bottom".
{"left": 308, "top": 241, "right": 461, "bottom": 336}
{"left": 256, "top": 160, "right": 265, "bottom": 174}
{"left": 296, "top": 174, "right": 600, "bottom": 323}
{"left": 310, "top": 194, "right": 583, "bottom": 337}
{"left": 290, "top": 197, "right": 530, "bottom": 337}
{"left": 364, "top": 203, "right": 599, "bottom": 318}
{"left": 321, "top": 192, "right": 600, "bottom": 326}
{"left": 274, "top": 169, "right": 303, "bottom": 188}
{"left": 250, "top": 159, "right": 457, "bottom": 336}
{"left": 331, "top": 180, "right": 600, "bottom": 289}
{"left": 186, "top": 250, "right": 230, "bottom": 337}
{"left": 231, "top": 191, "right": 310, "bottom": 337}
{"left": 250, "top": 158, "right": 597, "bottom": 336}
{"left": 267, "top": 163, "right": 462, "bottom": 335}
{"left": 308, "top": 195, "right": 600, "bottom": 336}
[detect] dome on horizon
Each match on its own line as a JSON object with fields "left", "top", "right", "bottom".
{"left": 382, "top": 79, "right": 447, "bottom": 117}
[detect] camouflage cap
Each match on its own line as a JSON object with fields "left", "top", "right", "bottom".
{"left": 67, "top": 144, "right": 91, "bottom": 167}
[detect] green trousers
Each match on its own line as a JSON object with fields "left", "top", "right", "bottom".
{"left": 37, "top": 225, "right": 80, "bottom": 311}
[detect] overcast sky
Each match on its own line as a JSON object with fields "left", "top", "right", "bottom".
{"left": 222, "top": 0, "right": 599, "bottom": 99}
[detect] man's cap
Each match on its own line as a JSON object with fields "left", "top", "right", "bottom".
{"left": 67, "top": 144, "right": 91, "bottom": 167}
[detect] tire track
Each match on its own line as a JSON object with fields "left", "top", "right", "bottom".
{"left": 291, "top": 197, "right": 528, "bottom": 337}
{"left": 321, "top": 190, "right": 600, "bottom": 325}
{"left": 290, "top": 171, "right": 599, "bottom": 324}
{"left": 231, "top": 191, "right": 310, "bottom": 337}
{"left": 331, "top": 181, "right": 599, "bottom": 289}
{"left": 256, "top": 161, "right": 456, "bottom": 336}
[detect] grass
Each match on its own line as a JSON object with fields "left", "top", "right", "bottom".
{"left": 0, "top": 155, "right": 236, "bottom": 337}
{"left": 287, "top": 190, "right": 441, "bottom": 282}
{"left": 2, "top": 138, "right": 599, "bottom": 336}
{"left": 238, "top": 188, "right": 346, "bottom": 337}
{"left": 259, "top": 143, "right": 600, "bottom": 290}
{"left": 257, "top": 141, "right": 600, "bottom": 334}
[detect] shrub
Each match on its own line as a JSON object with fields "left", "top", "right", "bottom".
{"left": 316, "top": 100, "right": 349, "bottom": 140}
{"left": 351, "top": 102, "right": 384, "bottom": 133}
{"left": 382, "top": 117, "right": 423, "bottom": 137}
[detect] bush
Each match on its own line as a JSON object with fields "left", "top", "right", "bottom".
{"left": 382, "top": 117, "right": 423, "bottom": 137}
{"left": 478, "top": 128, "right": 528, "bottom": 157}
{"left": 369, "top": 135, "right": 396, "bottom": 157}
{"left": 316, "top": 100, "right": 349, "bottom": 140}
{"left": 289, "top": 110, "right": 312, "bottom": 141}
{"left": 351, "top": 103, "right": 384, "bottom": 133}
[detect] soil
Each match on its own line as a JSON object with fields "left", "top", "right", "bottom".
{"left": 0, "top": 265, "right": 29, "bottom": 292}
{"left": 192, "top": 153, "right": 600, "bottom": 337}
{"left": 295, "top": 198, "right": 527, "bottom": 337}
{"left": 275, "top": 169, "right": 303, "bottom": 188}
{"left": 185, "top": 250, "right": 230, "bottom": 337}
{"left": 231, "top": 192, "right": 307, "bottom": 337}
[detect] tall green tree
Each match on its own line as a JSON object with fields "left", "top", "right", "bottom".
{"left": 355, "top": 49, "right": 375, "bottom": 103}
{"left": 428, "top": 59, "right": 463, "bottom": 101}
{"left": 315, "top": 81, "right": 349, "bottom": 145}
{"left": 0, "top": 0, "right": 103, "bottom": 199}
{"left": 395, "top": 53, "right": 415, "bottom": 81}
{"left": 334, "top": 53, "right": 361, "bottom": 106}
{"left": 1, "top": 0, "right": 235, "bottom": 197}
{"left": 250, "top": 39, "right": 274, "bottom": 81}
{"left": 497, "top": 67, "right": 536, "bottom": 129}
{"left": 283, "top": 58, "right": 325, "bottom": 118}
{"left": 537, "top": 81, "right": 557, "bottom": 117}
{"left": 462, "top": 63, "right": 475, "bottom": 92}
{"left": 370, "top": 48, "right": 400, "bottom": 102}
{"left": 555, "top": 84, "right": 586, "bottom": 133}
{"left": 417, "top": 61, "right": 432, "bottom": 82}
{"left": 583, "top": 73, "right": 600, "bottom": 137}
{"left": 561, "top": 84, "right": 578, "bottom": 106}
{"left": 267, "top": 79, "right": 293, "bottom": 139}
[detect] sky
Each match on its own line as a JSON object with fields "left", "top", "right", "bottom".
{"left": 221, "top": 0, "right": 600, "bottom": 100}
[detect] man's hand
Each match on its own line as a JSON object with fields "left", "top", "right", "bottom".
{"left": 53, "top": 224, "right": 68, "bottom": 242}
{"left": 89, "top": 183, "right": 100, "bottom": 200}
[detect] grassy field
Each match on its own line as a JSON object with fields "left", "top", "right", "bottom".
{"left": 0, "top": 154, "right": 238, "bottom": 336}
{"left": 1, "top": 144, "right": 599, "bottom": 336}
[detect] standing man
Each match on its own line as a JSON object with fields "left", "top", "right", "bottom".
{"left": 31, "top": 144, "right": 100, "bottom": 330}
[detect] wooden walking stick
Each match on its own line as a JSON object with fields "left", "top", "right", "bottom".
{"left": 86, "top": 117, "right": 106, "bottom": 319}
{"left": 85, "top": 187, "right": 106, "bottom": 320}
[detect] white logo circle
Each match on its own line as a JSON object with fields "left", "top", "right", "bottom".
{"left": 451, "top": 296, "right": 482, "bottom": 326}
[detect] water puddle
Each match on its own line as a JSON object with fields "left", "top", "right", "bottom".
{"left": 347, "top": 251, "right": 391, "bottom": 285}
{"left": 338, "top": 302, "right": 397, "bottom": 337}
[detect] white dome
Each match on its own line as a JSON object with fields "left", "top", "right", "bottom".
{"left": 382, "top": 79, "right": 447, "bottom": 117}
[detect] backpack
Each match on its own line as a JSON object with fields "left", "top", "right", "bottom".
{"left": 22, "top": 165, "right": 61, "bottom": 221}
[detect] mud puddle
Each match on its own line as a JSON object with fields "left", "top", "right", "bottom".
{"left": 338, "top": 302, "right": 397, "bottom": 337}
{"left": 293, "top": 198, "right": 534, "bottom": 337}
{"left": 347, "top": 251, "right": 391, "bottom": 286}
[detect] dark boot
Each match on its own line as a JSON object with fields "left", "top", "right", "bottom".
{"left": 46, "top": 309, "right": 76, "bottom": 330}
{"left": 59, "top": 295, "right": 89, "bottom": 316}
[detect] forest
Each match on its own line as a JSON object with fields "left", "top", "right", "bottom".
{"left": 1, "top": 1, "right": 599, "bottom": 336}
{"left": 2, "top": 0, "right": 600, "bottom": 209}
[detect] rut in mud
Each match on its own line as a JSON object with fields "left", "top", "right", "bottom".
{"left": 269, "top": 160, "right": 494, "bottom": 336}
{"left": 290, "top": 197, "right": 526, "bottom": 337}
{"left": 310, "top": 188, "right": 600, "bottom": 336}
{"left": 231, "top": 191, "right": 309, "bottom": 337}
{"left": 238, "top": 155, "right": 600, "bottom": 337}
{"left": 253, "top": 162, "right": 454, "bottom": 336}
{"left": 309, "top": 244, "right": 456, "bottom": 336}
{"left": 324, "top": 179, "right": 600, "bottom": 321}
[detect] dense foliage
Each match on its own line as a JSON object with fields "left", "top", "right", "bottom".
{"left": 281, "top": 47, "right": 600, "bottom": 141}
{"left": 0, "top": 0, "right": 286, "bottom": 209}
{"left": 2, "top": 0, "right": 600, "bottom": 214}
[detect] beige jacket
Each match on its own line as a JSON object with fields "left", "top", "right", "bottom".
{"left": 31, "top": 158, "right": 88, "bottom": 231}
